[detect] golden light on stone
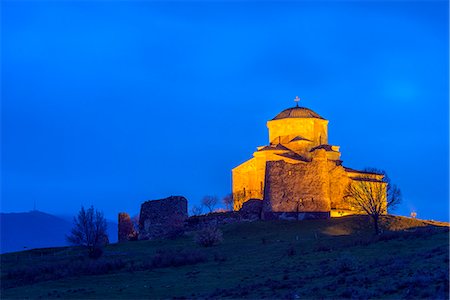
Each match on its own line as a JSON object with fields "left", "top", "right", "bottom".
{"left": 231, "top": 97, "right": 387, "bottom": 218}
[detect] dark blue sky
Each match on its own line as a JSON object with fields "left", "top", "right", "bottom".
{"left": 2, "top": 0, "right": 448, "bottom": 221}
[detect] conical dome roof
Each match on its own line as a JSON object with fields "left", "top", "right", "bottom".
{"left": 272, "top": 106, "right": 325, "bottom": 120}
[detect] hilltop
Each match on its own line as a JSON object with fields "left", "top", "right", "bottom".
{"left": 1, "top": 215, "right": 448, "bottom": 299}
{"left": 0, "top": 211, "right": 72, "bottom": 254}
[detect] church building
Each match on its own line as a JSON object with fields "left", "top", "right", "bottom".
{"left": 232, "top": 97, "right": 386, "bottom": 219}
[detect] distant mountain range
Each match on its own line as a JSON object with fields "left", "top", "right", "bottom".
{"left": 0, "top": 210, "right": 118, "bottom": 254}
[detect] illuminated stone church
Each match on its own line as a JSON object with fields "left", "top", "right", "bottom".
{"left": 232, "top": 97, "right": 385, "bottom": 219}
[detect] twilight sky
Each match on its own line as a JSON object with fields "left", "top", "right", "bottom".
{"left": 2, "top": 0, "right": 448, "bottom": 221}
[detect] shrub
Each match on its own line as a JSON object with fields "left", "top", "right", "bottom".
{"left": 194, "top": 225, "right": 223, "bottom": 247}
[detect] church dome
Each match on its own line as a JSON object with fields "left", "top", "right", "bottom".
{"left": 272, "top": 106, "right": 325, "bottom": 120}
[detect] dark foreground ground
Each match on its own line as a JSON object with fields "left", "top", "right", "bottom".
{"left": 1, "top": 215, "right": 449, "bottom": 299}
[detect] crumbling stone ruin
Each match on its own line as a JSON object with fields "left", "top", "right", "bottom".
{"left": 239, "top": 199, "right": 263, "bottom": 220}
{"left": 118, "top": 195, "right": 265, "bottom": 242}
{"left": 232, "top": 100, "right": 386, "bottom": 219}
{"left": 186, "top": 204, "right": 262, "bottom": 230}
{"left": 137, "top": 196, "right": 188, "bottom": 240}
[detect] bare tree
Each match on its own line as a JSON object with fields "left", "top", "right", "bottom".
{"left": 222, "top": 194, "right": 233, "bottom": 211}
{"left": 345, "top": 168, "right": 401, "bottom": 235}
{"left": 67, "top": 206, "right": 108, "bottom": 258}
{"left": 202, "top": 195, "right": 218, "bottom": 213}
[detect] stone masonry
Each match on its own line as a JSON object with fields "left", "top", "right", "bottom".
{"left": 263, "top": 152, "right": 331, "bottom": 217}
{"left": 138, "top": 196, "right": 188, "bottom": 240}
{"left": 232, "top": 100, "right": 387, "bottom": 219}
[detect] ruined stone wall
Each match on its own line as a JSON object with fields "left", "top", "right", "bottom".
{"left": 138, "top": 196, "right": 188, "bottom": 240}
{"left": 263, "top": 149, "right": 331, "bottom": 216}
{"left": 187, "top": 202, "right": 262, "bottom": 230}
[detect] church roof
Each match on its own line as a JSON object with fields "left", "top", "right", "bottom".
{"left": 310, "top": 144, "right": 338, "bottom": 152}
{"left": 272, "top": 106, "right": 325, "bottom": 120}
{"left": 290, "top": 136, "right": 312, "bottom": 142}
{"left": 258, "top": 144, "right": 290, "bottom": 152}
{"left": 344, "top": 167, "right": 383, "bottom": 176}
{"left": 350, "top": 177, "right": 385, "bottom": 183}
{"left": 275, "top": 152, "right": 310, "bottom": 162}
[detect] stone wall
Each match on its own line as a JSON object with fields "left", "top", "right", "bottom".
{"left": 186, "top": 205, "right": 262, "bottom": 230}
{"left": 328, "top": 162, "right": 351, "bottom": 211}
{"left": 263, "top": 150, "right": 331, "bottom": 217}
{"left": 119, "top": 196, "right": 261, "bottom": 241}
{"left": 240, "top": 199, "right": 263, "bottom": 219}
{"left": 232, "top": 158, "right": 264, "bottom": 210}
{"left": 138, "top": 196, "right": 188, "bottom": 240}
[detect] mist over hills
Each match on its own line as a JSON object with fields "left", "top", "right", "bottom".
{"left": 0, "top": 210, "right": 117, "bottom": 254}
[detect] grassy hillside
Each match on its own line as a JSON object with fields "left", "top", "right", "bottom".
{"left": 1, "top": 215, "right": 448, "bottom": 299}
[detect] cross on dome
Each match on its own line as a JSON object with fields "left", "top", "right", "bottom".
{"left": 294, "top": 96, "right": 300, "bottom": 107}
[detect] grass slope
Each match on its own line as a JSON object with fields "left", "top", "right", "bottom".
{"left": 1, "top": 215, "right": 449, "bottom": 299}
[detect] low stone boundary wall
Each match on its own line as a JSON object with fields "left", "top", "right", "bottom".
{"left": 118, "top": 196, "right": 332, "bottom": 242}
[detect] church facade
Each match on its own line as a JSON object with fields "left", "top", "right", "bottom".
{"left": 232, "top": 99, "right": 386, "bottom": 219}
